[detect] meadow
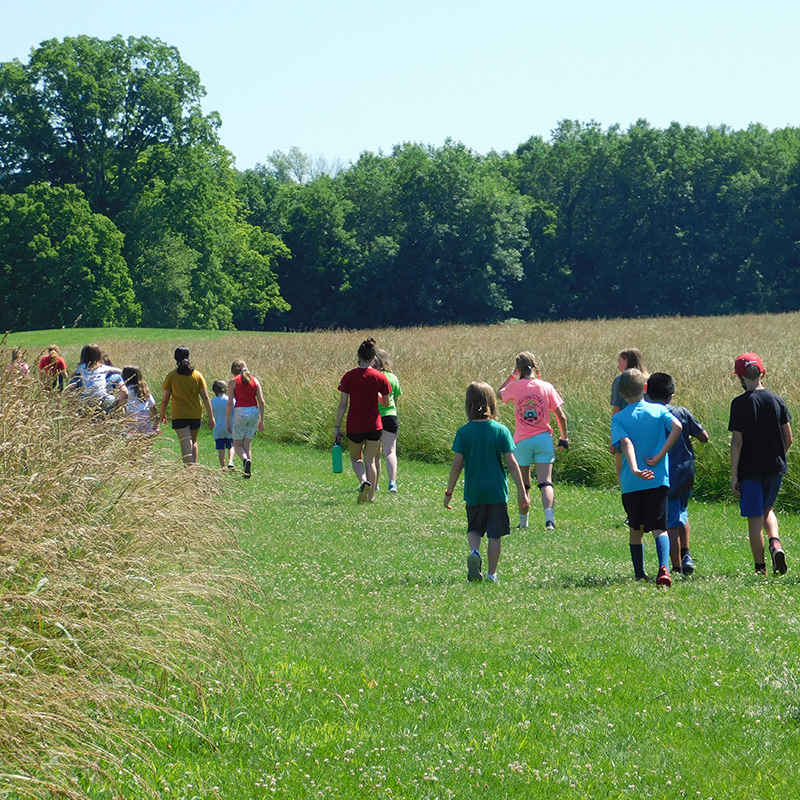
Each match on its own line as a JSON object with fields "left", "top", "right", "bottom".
{"left": 4, "top": 313, "right": 800, "bottom": 798}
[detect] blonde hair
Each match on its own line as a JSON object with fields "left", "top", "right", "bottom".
{"left": 231, "top": 359, "right": 252, "bottom": 385}
{"left": 617, "top": 368, "right": 646, "bottom": 400}
{"left": 465, "top": 382, "right": 497, "bottom": 421}
{"left": 516, "top": 352, "right": 541, "bottom": 379}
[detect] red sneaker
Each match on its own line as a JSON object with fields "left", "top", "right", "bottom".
{"left": 656, "top": 566, "right": 672, "bottom": 588}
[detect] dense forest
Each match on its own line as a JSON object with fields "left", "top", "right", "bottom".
{"left": 2, "top": 35, "right": 800, "bottom": 331}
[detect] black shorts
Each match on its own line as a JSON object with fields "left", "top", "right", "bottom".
{"left": 466, "top": 503, "right": 511, "bottom": 540}
{"left": 172, "top": 418, "right": 201, "bottom": 431}
{"left": 622, "top": 486, "right": 668, "bottom": 533}
{"left": 380, "top": 415, "right": 399, "bottom": 434}
{"left": 346, "top": 430, "right": 382, "bottom": 444}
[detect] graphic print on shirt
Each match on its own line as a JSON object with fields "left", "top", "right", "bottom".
{"left": 516, "top": 392, "right": 545, "bottom": 431}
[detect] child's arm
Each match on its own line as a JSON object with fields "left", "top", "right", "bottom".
{"left": 444, "top": 454, "right": 464, "bottom": 510}
{"left": 200, "top": 386, "right": 215, "bottom": 430}
{"left": 159, "top": 390, "right": 171, "bottom": 425}
{"left": 504, "top": 451, "right": 531, "bottom": 513}
{"left": 783, "top": 422, "right": 793, "bottom": 452}
{"left": 497, "top": 369, "right": 519, "bottom": 397}
{"left": 334, "top": 392, "right": 349, "bottom": 444}
{"left": 255, "top": 379, "right": 266, "bottom": 432}
{"left": 730, "top": 430, "right": 743, "bottom": 496}
{"left": 620, "top": 436, "right": 654, "bottom": 480}
{"left": 644, "top": 418, "right": 683, "bottom": 466}
{"left": 554, "top": 406, "right": 569, "bottom": 448}
{"left": 226, "top": 380, "right": 236, "bottom": 433}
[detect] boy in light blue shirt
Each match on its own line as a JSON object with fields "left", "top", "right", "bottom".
{"left": 210, "top": 380, "right": 234, "bottom": 470}
{"left": 611, "top": 369, "right": 683, "bottom": 587}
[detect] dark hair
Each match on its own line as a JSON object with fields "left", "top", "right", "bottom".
{"left": 372, "top": 347, "right": 394, "bottom": 372}
{"left": 174, "top": 346, "right": 193, "bottom": 376}
{"left": 465, "top": 381, "right": 497, "bottom": 421}
{"left": 80, "top": 344, "right": 103, "bottom": 369}
{"left": 212, "top": 380, "right": 227, "bottom": 396}
{"left": 646, "top": 372, "right": 675, "bottom": 402}
{"left": 231, "top": 359, "right": 252, "bottom": 384}
{"left": 122, "top": 365, "right": 150, "bottom": 400}
{"left": 357, "top": 337, "right": 377, "bottom": 363}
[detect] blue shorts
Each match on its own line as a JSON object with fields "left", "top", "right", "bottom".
{"left": 466, "top": 503, "right": 511, "bottom": 539}
{"left": 215, "top": 437, "right": 233, "bottom": 450}
{"left": 513, "top": 431, "right": 555, "bottom": 467}
{"left": 667, "top": 492, "right": 690, "bottom": 529}
{"left": 739, "top": 475, "right": 783, "bottom": 518}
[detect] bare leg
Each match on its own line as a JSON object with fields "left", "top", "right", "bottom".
{"left": 535, "top": 463, "right": 555, "bottom": 512}
{"left": 382, "top": 430, "right": 398, "bottom": 484}
{"left": 217, "top": 446, "right": 226, "bottom": 468}
{"left": 175, "top": 426, "right": 195, "bottom": 465}
{"left": 747, "top": 515, "right": 765, "bottom": 564}
{"left": 233, "top": 438, "right": 248, "bottom": 463}
{"left": 487, "top": 537, "right": 502, "bottom": 575}
{"left": 363, "top": 439, "right": 381, "bottom": 501}
{"left": 347, "top": 439, "right": 366, "bottom": 483}
{"left": 226, "top": 445, "right": 234, "bottom": 467}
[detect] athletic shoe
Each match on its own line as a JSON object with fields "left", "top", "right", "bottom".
{"left": 485, "top": 573, "right": 498, "bottom": 583}
{"left": 545, "top": 520, "right": 556, "bottom": 531}
{"left": 243, "top": 459, "right": 252, "bottom": 479}
{"left": 388, "top": 482, "right": 398, "bottom": 493}
{"left": 635, "top": 574, "right": 649, "bottom": 582}
{"left": 357, "top": 481, "right": 371, "bottom": 504}
{"left": 656, "top": 566, "right": 672, "bottom": 588}
{"left": 467, "top": 551, "right": 482, "bottom": 583}
{"left": 227, "top": 463, "right": 235, "bottom": 470}
{"left": 680, "top": 553, "right": 695, "bottom": 575}
{"left": 772, "top": 547, "right": 788, "bottom": 575}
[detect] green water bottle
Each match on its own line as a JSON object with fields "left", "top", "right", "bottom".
{"left": 332, "top": 442, "right": 343, "bottom": 473}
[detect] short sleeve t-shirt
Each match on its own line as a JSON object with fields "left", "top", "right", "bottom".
{"left": 500, "top": 378, "right": 563, "bottom": 443}
{"left": 338, "top": 367, "right": 392, "bottom": 434}
{"left": 210, "top": 395, "right": 230, "bottom": 439}
{"left": 665, "top": 404, "right": 706, "bottom": 498}
{"left": 728, "top": 388, "right": 791, "bottom": 481}
{"left": 611, "top": 400, "right": 677, "bottom": 494}
{"left": 162, "top": 369, "right": 207, "bottom": 420}
{"left": 452, "top": 419, "right": 516, "bottom": 506}
{"left": 378, "top": 371, "right": 402, "bottom": 417}
{"left": 39, "top": 355, "right": 67, "bottom": 376}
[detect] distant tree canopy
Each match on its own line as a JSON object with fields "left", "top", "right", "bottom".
{"left": 238, "top": 122, "right": 800, "bottom": 330}
{"left": 4, "top": 35, "right": 800, "bottom": 332}
{"left": 0, "top": 35, "right": 287, "bottom": 330}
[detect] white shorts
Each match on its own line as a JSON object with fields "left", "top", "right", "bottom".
{"left": 232, "top": 406, "right": 259, "bottom": 440}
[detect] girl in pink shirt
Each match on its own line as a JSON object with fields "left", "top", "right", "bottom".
{"left": 498, "top": 352, "right": 569, "bottom": 531}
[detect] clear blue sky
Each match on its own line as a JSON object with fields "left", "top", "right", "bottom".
{"left": 4, "top": 0, "right": 800, "bottom": 171}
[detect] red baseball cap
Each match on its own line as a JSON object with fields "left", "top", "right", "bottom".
{"left": 733, "top": 353, "right": 765, "bottom": 377}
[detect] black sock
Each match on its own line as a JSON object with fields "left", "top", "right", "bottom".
{"left": 681, "top": 547, "right": 690, "bottom": 558}
{"left": 755, "top": 562, "right": 766, "bottom": 573}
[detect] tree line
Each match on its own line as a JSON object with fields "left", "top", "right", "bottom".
{"left": 3, "top": 36, "right": 800, "bottom": 332}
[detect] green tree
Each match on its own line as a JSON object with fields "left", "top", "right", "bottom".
{"left": 0, "top": 182, "right": 139, "bottom": 330}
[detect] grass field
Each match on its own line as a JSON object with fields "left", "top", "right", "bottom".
{"left": 5, "top": 315, "right": 800, "bottom": 798}
{"left": 109, "top": 429, "right": 800, "bottom": 800}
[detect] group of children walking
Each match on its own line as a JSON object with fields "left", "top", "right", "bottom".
{"left": 445, "top": 348, "right": 792, "bottom": 588}
{"left": 12, "top": 338, "right": 792, "bottom": 588}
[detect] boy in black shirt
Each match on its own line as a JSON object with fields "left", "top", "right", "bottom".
{"left": 729, "top": 353, "right": 793, "bottom": 575}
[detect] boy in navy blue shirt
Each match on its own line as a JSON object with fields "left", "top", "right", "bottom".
{"left": 611, "top": 369, "right": 683, "bottom": 586}
{"left": 647, "top": 373, "right": 709, "bottom": 575}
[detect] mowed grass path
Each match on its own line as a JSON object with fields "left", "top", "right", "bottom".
{"left": 132, "top": 431, "right": 800, "bottom": 800}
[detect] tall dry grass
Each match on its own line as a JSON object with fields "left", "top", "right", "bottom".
{"left": 0, "top": 353, "right": 252, "bottom": 799}
{"left": 38, "top": 311, "right": 800, "bottom": 508}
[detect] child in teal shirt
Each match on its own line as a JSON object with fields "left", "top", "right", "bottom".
{"left": 445, "top": 382, "right": 529, "bottom": 583}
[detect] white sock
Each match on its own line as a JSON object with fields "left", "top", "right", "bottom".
{"left": 544, "top": 508, "right": 555, "bottom": 523}
{"left": 518, "top": 513, "right": 529, "bottom": 527}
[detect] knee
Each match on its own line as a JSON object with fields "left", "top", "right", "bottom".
{"left": 537, "top": 482, "right": 553, "bottom": 490}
